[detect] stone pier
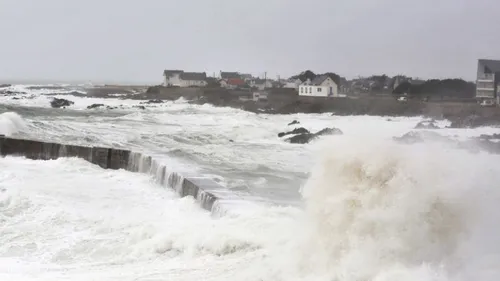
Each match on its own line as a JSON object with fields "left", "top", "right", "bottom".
{"left": 0, "top": 136, "right": 228, "bottom": 213}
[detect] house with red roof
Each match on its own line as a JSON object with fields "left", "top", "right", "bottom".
{"left": 220, "top": 77, "right": 247, "bottom": 89}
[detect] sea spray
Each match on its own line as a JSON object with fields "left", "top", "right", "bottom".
{"left": 0, "top": 112, "right": 26, "bottom": 136}
{"left": 250, "top": 136, "right": 500, "bottom": 281}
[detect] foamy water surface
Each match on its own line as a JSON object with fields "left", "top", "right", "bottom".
{"left": 1, "top": 85, "right": 500, "bottom": 280}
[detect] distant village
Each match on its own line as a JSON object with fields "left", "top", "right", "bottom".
{"left": 161, "top": 58, "right": 500, "bottom": 105}
{"left": 162, "top": 70, "right": 420, "bottom": 101}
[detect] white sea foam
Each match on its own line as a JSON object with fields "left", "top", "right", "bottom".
{"left": 0, "top": 156, "right": 297, "bottom": 281}
{"left": 0, "top": 84, "right": 183, "bottom": 111}
{"left": 0, "top": 112, "right": 26, "bottom": 136}
{"left": 240, "top": 137, "right": 500, "bottom": 281}
{"left": 2, "top": 135, "right": 500, "bottom": 280}
{"left": 3, "top": 86, "right": 500, "bottom": 279}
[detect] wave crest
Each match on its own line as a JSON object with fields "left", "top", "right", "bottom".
{"left": 257, "top": 137, "right": 500, "bottom": 281}
{"left": 0, "top": 112, "right": 26, "bottom": 136}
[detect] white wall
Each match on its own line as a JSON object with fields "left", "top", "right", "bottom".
{"left": 164, "top": 74, "right": 206, "bottom": 87}
{"left": 179, "top": 79, "right": 207, "bottom": 87}
{"left": 250, "top": 80, "right": 272, "bottom": 90}
{"left": 298, "top": 77, "right": 339, "bottom": 97}
{"left": 318, "top": 77, "right": 338, "bottom": 97}
{"left": 283, "top": 79, "right": 301, "bottom": 89}
{"left": 164, "top": 73, "right": 182, "bottom": 86}
{"left": 299, "top": 85, "right": 328, "bottom": 97}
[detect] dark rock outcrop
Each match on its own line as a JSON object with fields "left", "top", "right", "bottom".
{"left": 393, "top": 131, "right": 450, "bottom": 144}
{"left": 133, "top": 105, "right": 146, "bottom": 110}
{"left": 285, "top": 127, "right": 343, "bottom": 144}
{"left": 87, "top": 103, "right": 105, "bottom": 109}
{"left": 288, "top": 120, "right": 300, "bottom": 126}
{"left": 315, "top": 127, "right": 343, "bottom": 136}
{"left": 66, "top": 91, "right": 87, "bottom": 97}
{"left": 0, "top": 84, "right": 10, "bottom": 88}
{"left": 478, "top": 133, "right": 500, "bottom": 140}
{"left": 1, "top": 90, "right": 27, "bottom": 96}
{"left": 50, "top": 98, "right": 74, "bottom": 108}
{"left": 448, "top": 115, "right": 500, "bottom": 129}
{"left": 414, "top": 120, "right": 439, "bottom": 129}
{"left": 394, "top": 130, "right": 500, "bottom": 155}
{"left": 278, "top": 127, "right": 310, "bottom": 138}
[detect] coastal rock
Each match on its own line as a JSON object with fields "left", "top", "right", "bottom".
{"left": 315, "top": 127, "right": 343, "bottom": 136}
{"left": 447, "top": 115, "right": 500, "bottom": 129}
{"left": 67, "top": 91, "right": 87, "bottom": 97}
{"left": 1, "top": 90, "right": 27, "bottom": 96}
{"left": 286, "top": 127, "right": 343, "bottom": 144}
{"left": 462, "top": 138, "right": 500, "bottom": 154}
{"left": 288, "top": 120, "right": 300, "bottom": 126}
{"left": 393, "top": 131, "right": 450, "bottom": 144}
{"left": 414, "top": 120, "right": 439, "bottom": 129}
{"left": 0, "top": 84, "right": 10, "bottom": 88}
{"left": 286, "top": 133, "right": 315, "bottom": 144}
{"left": 394, "top": 131, "right": 500, "bottom": 155}
{"left": 50, "top": 98, "right": 74, "bottom": 108}
{"left": 133, "top": 105, "right": 146, "bottom": 110}
{"left": 278, "top": 127, "right": 310, "bottom": 138}
{"left": 87, "top": 103, "right": 105, "bottom": 109}
{"left": 478, "top": 133, "right": 500, "bottom": 140}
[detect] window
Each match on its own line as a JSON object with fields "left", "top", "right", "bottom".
{"left": 309, "top": 87, "right": 312, "bottom": 93}
{"left": 477, "top": 81, "right": 494, "bottom": 89}
{"left": 300, "top": 87, "right": 303, "bottom": 93}
{"left": 317, "top": 87, "right": 322, "bottom": 92}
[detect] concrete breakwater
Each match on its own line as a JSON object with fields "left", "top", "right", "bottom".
{"left": 0, "top": 135, "right": 234, "bottom": 214}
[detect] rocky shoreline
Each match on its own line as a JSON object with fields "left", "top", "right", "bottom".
{"left": 3, "top": 85, "right": 500, "bottom": 129}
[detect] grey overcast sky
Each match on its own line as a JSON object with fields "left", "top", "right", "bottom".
{"left": 0, "top": 0, "right": 499, "bottom": 84}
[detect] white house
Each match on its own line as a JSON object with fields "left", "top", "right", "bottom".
{"left": 298, "top": 75, "right": 338, "bottom": 97}
{"left": 163, "top": 70, "right": 183, "bottom": 86}
{"left": 476, "top": 59, "right": 500, "bottom": 103}
{"left": 249, "top": 78, "right": 273, "bottom": 90}
{"left": 163, "top": 70, "right": 208, "bottom": 87}
{"left": 283, "top": 78, "right": 302, "bottom": 90}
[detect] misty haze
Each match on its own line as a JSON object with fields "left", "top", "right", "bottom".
{"left": 1, "top": 1, "right": 500, "bottom": 280}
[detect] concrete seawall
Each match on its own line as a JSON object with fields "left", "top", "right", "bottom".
{"left": 0, "top": 135, "right": 233, "bottom": 214}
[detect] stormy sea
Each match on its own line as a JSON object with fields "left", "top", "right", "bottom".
{"left": 1, "top": 84, "right": 500, "bottom": 281}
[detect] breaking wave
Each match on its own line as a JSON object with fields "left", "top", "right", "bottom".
{"left": 248, "top": 136, "right": 500, "bottom": 281}
{"left": 0, "top": 112, "right": 26, "bottom": 136}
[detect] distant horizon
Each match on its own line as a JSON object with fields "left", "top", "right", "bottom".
{"left": 0, "top": 67, "right": 481, "bottom": 85}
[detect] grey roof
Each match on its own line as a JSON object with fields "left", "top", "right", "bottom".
{"left": 479, "top": 59, "right": 500, "bottom": 73}
{"left": 311, "top": 75, "right": 330, "bottom": 86}
{"left": 163, "top": 70, "right": 184, "bottom": 76}
{"left": 221, "top": 71, "right": 241, "bottom": 79}
{"left": 180, "top": 72, "right": 207, "bottom": 81}
{"left": 240, "top": 73, "right": 253, "bottom": 79}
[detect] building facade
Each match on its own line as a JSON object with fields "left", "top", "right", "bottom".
{"left": 299, "top": 75, "right": 338, "bottom": 97}
{"left": 476, "top": 59, "right": 500, "bottom": 103}
{"left": 163, "top": 70, "right": 207, "bottom": 87}
{"left": 282, "top": 78, "right": 302, "bottom": 90}
{"left": 249, "top": 78, "right": 273, "bottom": 90}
